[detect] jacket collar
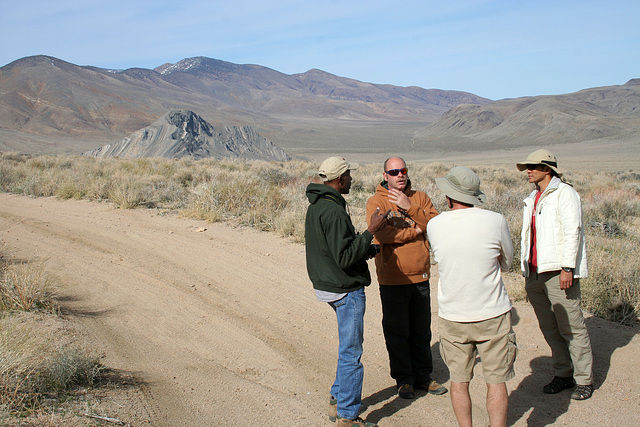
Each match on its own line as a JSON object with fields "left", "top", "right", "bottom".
{"left": 306, "top": 183, "right": 346, "bottom": 207}
{"left": 524, "top": 176, "right": 563, "bottom": 204}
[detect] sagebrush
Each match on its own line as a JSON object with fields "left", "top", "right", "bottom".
{"left": 0, "top": 254, "right": 103, "bottom": 420}
{"left": 1, "top": 152, "right": 638, "bottom": 324}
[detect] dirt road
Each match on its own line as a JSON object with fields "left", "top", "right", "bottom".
{"left": 1, "top": 193, "right": 638, "bottom": 426}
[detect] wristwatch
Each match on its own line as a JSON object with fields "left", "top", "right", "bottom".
{"left": 562, "top": 267, "right": 573, "bottom": 272}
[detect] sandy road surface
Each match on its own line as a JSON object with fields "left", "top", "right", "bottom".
{"left": 1, "top": 193, "right": 638, "bottom": 426}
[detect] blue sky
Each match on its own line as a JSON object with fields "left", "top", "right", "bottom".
{"left": 1, "top": 0, "right": 638, "bottom": 100}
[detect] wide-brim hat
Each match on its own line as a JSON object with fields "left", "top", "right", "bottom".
{"left": 516, "top": 149, "right": 562, "bottom": 176}
{"left": 435, "top": 166, "right": 486, "bottom": 205}
{"left": 318, "top": 156, "right": 359, "bottom": 182}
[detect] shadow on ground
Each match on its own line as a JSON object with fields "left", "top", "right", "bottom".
{"left": 508, "top": 316, "right": 638, "bottom": 426}
{"left": 362, "top": 341, "right": 451, "bottom": 424}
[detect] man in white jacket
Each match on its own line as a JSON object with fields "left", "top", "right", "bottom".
{"left": 517, "top": 149, "right": 593, "bottom": 401}
{"left": 427, "top": 167, "right": 516, "bottom": 427}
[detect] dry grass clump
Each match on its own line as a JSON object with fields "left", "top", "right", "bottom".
{"left": 0, "top": 153, "right": 638, "bottom": 324}
{"left": 578, "top": 172, "right": 640, "bottom": 323}
{"left": 0, "top": 261, "right": 58, "bottom": 313}
{"left": 0, "top": 255, "right": 103, "bottom": 421}
{"left": 584, "top": 236, "right": 639, "bottom": 324}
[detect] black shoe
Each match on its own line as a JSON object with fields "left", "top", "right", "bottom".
{"left": 398, "top": 384, "right": 414, "bottom": 399}
{"left": 543, "top": 376, "right": 575, "bottom": 394}
{"left": 571, "top": 384, "right": 593, "bottom": 400}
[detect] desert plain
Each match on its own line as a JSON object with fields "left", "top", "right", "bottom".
{"left": 1, "top": 137, "right": 639, "bottom": 426}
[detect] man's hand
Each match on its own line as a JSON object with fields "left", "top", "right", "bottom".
{"left": 388, "top": 188, "right": 411, "bottom": 211}
{"left": 559, "top": 269, "right": 574, "bottom": 290}
{"left": 367, "top": 208, "right": 391, "bottom": 234}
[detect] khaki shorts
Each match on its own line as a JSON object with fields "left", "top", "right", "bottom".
{"left": 439, "top": 311, "right": 517, "bottom": 383}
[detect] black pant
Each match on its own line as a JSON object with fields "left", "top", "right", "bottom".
{"left": 380, "top": 281, "right": 433, "bottom": 387}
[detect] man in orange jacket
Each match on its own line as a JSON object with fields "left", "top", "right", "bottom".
{"left": 366, "top": 157, "right": 447, "bottom": 399}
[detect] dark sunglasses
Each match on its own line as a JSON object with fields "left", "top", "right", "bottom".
{"left": 385, "top": 167, "right": 408, "bottom": 176}
{"left": 525, "top": 164, "right": 543, "bottom": 170}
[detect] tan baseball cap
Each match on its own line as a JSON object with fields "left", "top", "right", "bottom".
{"left": 318, "top": 157, "right": 359, "bottom": 181}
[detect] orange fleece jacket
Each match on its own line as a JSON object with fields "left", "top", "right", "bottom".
{"left": 366, "top": 182, "right": 439, "bottom": 285}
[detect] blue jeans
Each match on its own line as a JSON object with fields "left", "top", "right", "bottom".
{"left": 328, "top": 287, "right": 366, "bottom": 420}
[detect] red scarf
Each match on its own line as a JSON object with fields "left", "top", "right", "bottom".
{"left": 530, "top": 191, "right": 542, "bottom": 271}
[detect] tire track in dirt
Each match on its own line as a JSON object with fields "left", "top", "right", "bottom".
{"left": 0, "top": 194, "right": 337, "bottom": 424}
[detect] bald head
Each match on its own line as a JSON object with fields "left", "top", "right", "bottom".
{"left": 384, "top": 157, "right": 406, "bottom": 171}
{"left": 383, "top": 157, "right": 408, "bottom": 192}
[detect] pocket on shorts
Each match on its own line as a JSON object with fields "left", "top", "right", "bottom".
{"left": 439, "top": 337, "right": 449, "bottom": 368}
{"left": 507, "top": 331, "right": 517, "bottom": 367}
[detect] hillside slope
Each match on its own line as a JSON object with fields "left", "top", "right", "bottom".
{"left": 418, "top": 79, "right": 640, "bottom": 149}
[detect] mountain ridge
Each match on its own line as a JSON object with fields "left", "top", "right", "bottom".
{"left": 418, "top": 79, "right": 640, "bottom": 148}
{"left": 0, "top": 55, "right": 638, "bottom": 158}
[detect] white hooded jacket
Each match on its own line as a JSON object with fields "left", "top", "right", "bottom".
{"left": 520, "top": 176, "right": 588, "bottom": 278}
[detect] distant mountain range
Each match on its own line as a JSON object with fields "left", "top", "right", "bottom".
{"left": 0, "top": 55, "right": 638, "bottom": 159}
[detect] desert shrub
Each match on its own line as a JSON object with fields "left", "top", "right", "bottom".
{"left": 273, "top": 205, "right": 307, "bottom": 242}
{"left": 0, "top": 255, "right": 103, "bottom": 419}
{"left": 583, "top": 190, "right": 640, "bottom": 238}
{"left": 39, "top": 347, "right": 102, "bottom": 393}
{"left": 272, "top": 180, "right": 310, "bottom": 241}
{"left": 582, "top": 236, "right": 640, "bottom": 324}
{"left": 249, "top": 160, "right": 295, "bottom": 186}
{"left": 0, "top": 314, "right": 103, "bottom": 417}
{"left": 55, "top": 179, "right": 87, "bottom": 200}
{"left": 0, "top": 262, "right": 57, "bottom": 314}
{"left": 186, "top": 176, "right": 290, "bottom": 230}
{"left": 144, "top": 175, "right": 191, "bottom": 208}
{"left": 107, "top": 175, "right": 147, "bottom": 209}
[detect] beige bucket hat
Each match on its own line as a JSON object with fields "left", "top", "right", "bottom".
{"left": 318, "top": 156, "right": 359, "bottom": 182}
{"left": 516, "top": 149, "right": 562, "bottom": 176}
{"left": 435, "top": 166, "right": 486, "bottom": 205}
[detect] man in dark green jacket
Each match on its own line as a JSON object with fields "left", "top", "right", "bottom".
{"left": 305, "top": 156, "right": 389, "bottom": 427}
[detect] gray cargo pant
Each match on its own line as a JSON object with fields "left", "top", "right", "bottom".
{"left": 525, "top": 270, "right": 593, "bottom": 386}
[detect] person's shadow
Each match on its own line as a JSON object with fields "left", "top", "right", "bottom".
{"left": 360, "top": 341, "right": 451, "bottom": 424}
{"left": 508, "top": 307, "right": 638, "bottom": 426}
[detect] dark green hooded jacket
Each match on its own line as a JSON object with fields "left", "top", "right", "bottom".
{"left": 304, "top": 183, "right": 373, "bottom": 293}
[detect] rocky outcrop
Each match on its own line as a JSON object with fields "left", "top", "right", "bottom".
{"left": 84, "top": 110, "right": 290, "bottom": 161}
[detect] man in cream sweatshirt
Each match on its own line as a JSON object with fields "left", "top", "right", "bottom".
{"left": 427, "top": 166, "right": 516, "bottom": 427}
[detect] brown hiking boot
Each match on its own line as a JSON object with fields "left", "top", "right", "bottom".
{"left": 397, "top": 383, "right": 414, "bottom": 399}
{"left": 336, "top": 416, "right": 378, "bottom": 427}
{"left": 415, "top": 380, "right": 448, "bottom": 395}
